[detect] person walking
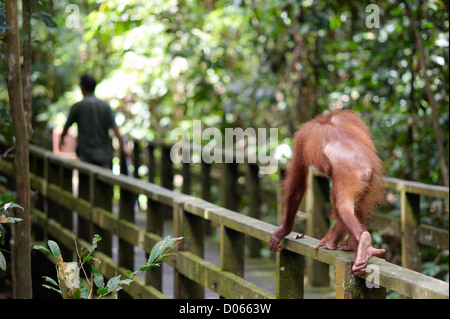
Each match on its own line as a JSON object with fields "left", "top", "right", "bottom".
{"left": 59, "top": 74, "right": 131, "bottom": 168}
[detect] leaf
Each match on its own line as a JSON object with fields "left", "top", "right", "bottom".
{"left": 83, "top": 256, "right": 94, "bottom": 263}
{"left": 139, "top": 265, "right": 157, "bottom": 272}
{"left": 147, "top": 236, "right": 182, "bottom": 266}
{"left": 32, "top": 11, "right": 57, "bottom": 28}
{"left": 91, "top": 266, "right": 104, "bottom": 289}
{"left": 33, "top": 245, "right": 51, "bottom": 256}
{"left": 43, "top": 276, "right": 59, "bottom": 286}
{"left": 0, "top": 224, "right": 5, "bottom": 244}
{"left": 88, "top": 234, "right": 102, "bottom": 253}
{"left": 0, "top": 194, "right": 16, "bottom": 204}
{"left": 126, "top": 269, "right": 138, "bottom": 276}
{"left": 119, "top": 278, "right": 133, "bottom": 286}
{"left": 80, "top": 280, "right": 90, "bottom": 299}
{"left": 48, "top": 240, "right": 61, "bottom": 258}
{"left": 106, "top": 275, "right": 121, "bottom": 292}
{"left": 97, "top": 287, "right": 108, "bottom": 295}
{"left": 0, "top": 215, "right": 23, "bottom": 224}
{"left": 2, "top": 202, "right": 23, "bottom": 211}
{"left": 0, "top": 251, "right": 6, "bottom": 271}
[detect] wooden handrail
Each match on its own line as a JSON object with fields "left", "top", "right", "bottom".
{"left": 0, "top": 140, "right": 448, "bottom": 299}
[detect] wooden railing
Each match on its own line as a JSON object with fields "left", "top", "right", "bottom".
{"left": 0, "top": 141, "right": 448, "bottom": 299}
{"left": 135, "top": 139, "right": 449, "bottom": 279}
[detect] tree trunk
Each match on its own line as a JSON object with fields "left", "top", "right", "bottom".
{"left": 405, "top": 2, "right": 449, "bottom": 187}
{"left": 22, "top": 0, "right": 33, "bottom": 136}
{"left": 5, "top": 0, "right": 33, "bottom": 299}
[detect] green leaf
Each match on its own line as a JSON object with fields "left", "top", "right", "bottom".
{"left": 88, "top": 234, "right": 102, "bottom": 253}
{"left": 32, "top": 11, "right": 57, "bottom": 28}
{"left": 139, "top": 265, "right": 157, "bottom": 272}
{"left": 91, "top": 266, "right": 104, "bottom": 289}
{"left": 0, "top": 224, "right": 5, "bottom": 245}
{"left": 83, "top": 256, "right": 94, "bottom": 263}
{"left": 126, "top": 269, "right": 138, "bottom": 276}
{"left": 0, "top": 251, "right": 6, "bottom": 271}
{"left": 1, "top": 202, "right": 23, "bottom": 212}
{"left": 0, "top": 194, "right": 16, "bottom": 204}
{"left": 106, "top": 275, "right": 121, "bottom": 291}
{"left": 80, "top": 280, "right": 90, "bottom": 299}
{"left": 33, "top": 245, "right": 51, "bottom": 256}
{"left": 47, "top": 240, "right": 61, "bottom": 258}
{"left": 43, "top": 276, "right": 59, "bottom": 286}
{"left": 5, "top": 217, "right": 23, "bottom": 224}
{"left": 97, "top": 287, "right": 108, "bottom": 295}
{"left": 119, "top": 278, "right": 133, "bottom": 286}
{"left": 147, "top": 236, "right": 182, "bottom": 266}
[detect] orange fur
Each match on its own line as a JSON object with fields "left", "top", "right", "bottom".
{"left": 270, "top": 110, "right": 386, "bottom": 267}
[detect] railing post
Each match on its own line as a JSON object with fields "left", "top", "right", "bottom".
{"left": 335, "top": 259, "right": 386, "bottom": 299}
{"left": 47, "top": 159, "right": 60, "bottom": 222}
{"left": 220, "top": 225, "right": 245, "bottom": 278}
{"left": 92, "top": 174, "right": 113, "bottom": 257}
{"left": 221, "top": 162, "right": 239, "bottom": 211}
{"left": 29, "top": 151, "right": 45, "bottom": 242}
{"left": 147, "top": 144, "right": 156, "bottom": 184}
{"left": 276, "top": 250, "right": 304, "bottom": 299}
{"left": 276, "top": 166, "right": 286, "bottom": 223}
{"left": 247, "top": 163, "right": 261, "bottom": 257}
{"left": 182, "top": 161, "right": 191, "bottom": 194}
{"left": 306, "top": 170, "right": 331, "bottom": 286}
{"left": 76, "top": 170, "right": 92, "bottom": 242}
{"left": 401, "top": 191, "right": 422, "bottom": 272}
{"left": 174, "top": 200, "right": 205, "bottom": 298}
{"left": 200, "top": 160, "right": 212, "bottom": 235}
{"left": 60, "top": 164, "right": 74, "bottom": 259}
{"left": 200, "top": 161, "right": 211, "bottom": 202}
{"left": 161, "top": 145, "right": 173, "bottom": 190}
{"left": 145, "top": 199, "right": 165, "bottom": 290}
{"left": 132, "top": 139, "right": 140, "bottom": 179}
{"left": 118, "top": 153, "right": 136, "bottom": 298}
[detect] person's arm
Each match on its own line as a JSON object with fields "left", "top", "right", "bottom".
{"left": 59, "top": 126, "right": 69, "bottom": 150}
{"left": 112, "top": 124, "right": 132, "bottom": 157}
{"left": 59, "top": 105, "right": 76, "bottom": 150}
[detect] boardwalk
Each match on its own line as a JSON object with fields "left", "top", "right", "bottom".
{"left": 110, "top": 208, "right": 334, "bottom": 299}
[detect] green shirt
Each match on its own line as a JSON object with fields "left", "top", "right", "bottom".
{"left": 64, "top": 94, "right": 116, "bottom": 165}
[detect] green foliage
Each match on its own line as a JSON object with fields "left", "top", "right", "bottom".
{"left": 33, "top": 235, "right": 182, "bottom": 299}
{"left": 0, "top": 194, "right": 23, "bottom": 271}
{"left": 21, "top": 0, "right": 446, "bottom": 186}
{"left": 2, "top": 1, "right": 447, "bottom": 185}
{"left": 32, "top": 12, "right": 58, "bottom": 28}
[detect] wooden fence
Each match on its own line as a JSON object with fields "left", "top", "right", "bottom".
{"left": 0, "top": 140, "right": 448, "bottom": 299}
{"left": 136, "top": 139, "right": 449, "bottom": 282}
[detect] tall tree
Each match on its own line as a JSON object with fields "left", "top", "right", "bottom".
{"left": 405, "top": 1, "right": 449, "bottom": 187}
{"left": 5, "top": 0, "right": 32, "bottom": 298}
{"left": 21, "top": 0, "right": 33, "bottom": 136}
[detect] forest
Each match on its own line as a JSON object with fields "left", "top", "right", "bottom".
{"left": 0, "top": 0, "right": 449, "bottom": 299}
{"left": 0, "top": 0, "right": 448, "bottom": 185}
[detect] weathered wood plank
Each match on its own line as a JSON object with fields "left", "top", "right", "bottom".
{"left": 176, "top": 251, "right": 275, "bottom": 299}
{"left": 364, "top": 257, "right": 449, "bottom": 299}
